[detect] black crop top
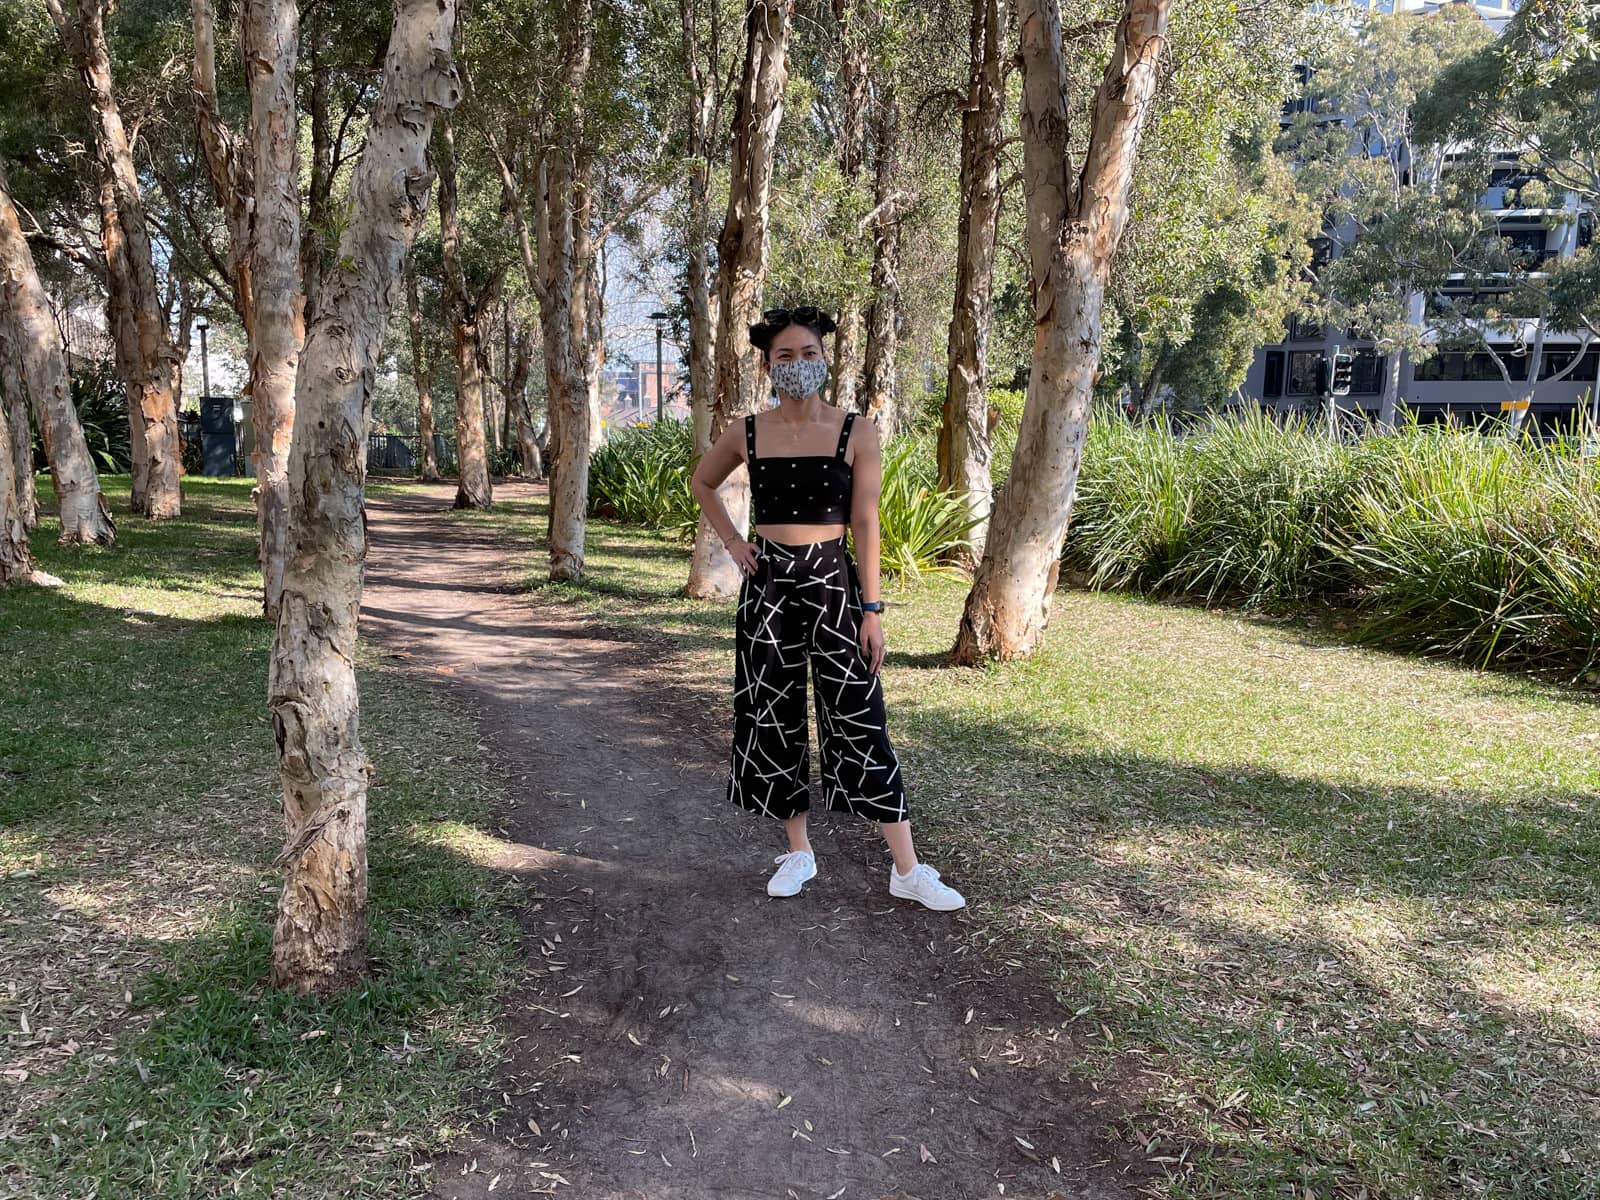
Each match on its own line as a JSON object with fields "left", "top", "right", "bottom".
{"left": 746, "top": 411, "right": 856, "bottom": 525}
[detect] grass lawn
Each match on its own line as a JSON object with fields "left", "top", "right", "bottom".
{"left": 1, "top": 478, "right": 519, "bottom": 1199}
{"left": 489, "top": 487, "right": 1600, "bottom": 1200}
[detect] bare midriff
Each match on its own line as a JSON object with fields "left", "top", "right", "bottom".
{"left": 753, "top": 520, "right": 848, "bottom": 543}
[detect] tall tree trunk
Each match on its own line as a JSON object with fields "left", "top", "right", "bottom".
{"left": 685, "top": 0, "right": 792, "bottom": 600}
{"left": 405, "top": 261, "right": 441, "bottom": 481}
{"left": 436, "top": 119, "right": 492, "bottom": 509}
{"left": 47, "top": 0, "right": 183, "bottom": 521}
{"left": 0, "top": 374, "right": 34, "bottom": 585}
{"left": 0, "top": 331, "right": 38, "bottom": 532}
{"left": 581, "top": 204, "right": 605, "bottom": 451}
{"left": 244, "top": 0, "right": 305, "bottom": 619}
{"left": 828, "top": 0, "right": 868, "bottom": 414}
{"left": 938, "top": 0, "right": 1006, "bottom": 564}
{"left": 268, "top": 0, "right": 460, "bottom": 996}
{"left": 0, "top": 161, "right": 115, "bottom": 544}
{"left": 860, "top": 85, "right": 901, "bottom": 440}
{"left": 507, "top": 321, "right": 541, "bottom": 477}
{"left": 951, "top": 0, "right": 1169, "bottom": 665}
{"left": 300, "top": 4, "right": 332, "bottom": 315}
{"left": 98, "top": 172, "right": 147, "bottom": 508}
{"left": 680, "top": 0, "right": 720, "bottom": 453}
{"left": 540, "top": 0, "right": 594, "bottom": 580}
{"left": 191, "top": 0, "right": 255, "bottom": 334}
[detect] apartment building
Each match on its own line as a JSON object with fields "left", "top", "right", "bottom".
{"left": 1241, "top": 0, "right": 1598, "bottom": 435}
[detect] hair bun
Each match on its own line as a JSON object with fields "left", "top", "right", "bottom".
{"left": 814, "top": 312, "right": 838, "bottom": 334}
{"left": 747, "top": 322, "right": 774, "bottom": 351}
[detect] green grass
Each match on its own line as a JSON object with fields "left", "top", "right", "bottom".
{"left": 1, "top": 477, "right": 520, "bottom": 1199}
{"left": 490, "top": 487, "right": 1600, "bottom": 1200}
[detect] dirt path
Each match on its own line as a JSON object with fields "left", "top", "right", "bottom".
{"left": 361, "top": 484, "right": 1142, "bottom": 1200}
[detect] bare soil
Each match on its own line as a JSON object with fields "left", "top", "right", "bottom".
{"left": 360, "top": 483, "right": 1147, "bottom": 1200}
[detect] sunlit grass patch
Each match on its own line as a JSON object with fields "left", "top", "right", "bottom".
{"left": 2, "top": 477, "right": 520, "bottom": 1199}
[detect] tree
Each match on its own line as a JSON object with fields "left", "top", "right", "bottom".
{"left": 403, "top": 259, "right": 442, "bottom": 482}
{"left": 0, "top": 361, "right": 33, "bottom": 584}
{"left": 0, "top": 157, "right": 116, "bottom": 544}
{"left": 0, "top": 311, "right": 39, "bottom": 532}
{"left": 937, "top": 0, "right": 1008, "bottom": 564}
{"left": 677, "top": 0, "right": 732, "bottom": 457}
{"left": 859, "top": 81, "right": 902, "bottom": 436}
{"left": 827, "top": 0, "right": 870, "bottom": 412}
{"left": 267, "top": 0, "right": 460, "bottom": 996}
{"left": 436, "top": 117, "right": 494, "bottom": 509}
{"left": 685, "top": 0, "right": 792, "bottom": 600}
{"left": 1278, "top": 8, "right": 1496, "bottom": 421}
{"left": 44, "top": 0, "right": 184, "bottom": 520}
{"left": 951, "top": 0, "right": 1170, "bottom": 664}
{"left": 190, "top": 0, "right": 304, "bottom": 618}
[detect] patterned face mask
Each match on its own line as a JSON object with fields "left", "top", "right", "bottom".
{"left": 769, "top": 357, "right": 829, "bottom": 400}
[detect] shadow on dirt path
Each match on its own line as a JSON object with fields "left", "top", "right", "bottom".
{"left": 361, "top": 482, "right": 1149, "bottom": 1200}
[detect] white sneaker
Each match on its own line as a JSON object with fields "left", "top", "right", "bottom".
{"left": 767, "top": 850, "right": 817, "bottom": 898}
{"left": 889, "top": 862, "right": 966, "bottom": 911}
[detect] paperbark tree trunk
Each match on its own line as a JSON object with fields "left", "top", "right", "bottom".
{"left": 404, "top": 262, "right": 441, "bottom": 482}
{"left": 860, "top": 85, "right": 901, "bottom": 440}
{"left": 685, "top": 0, "right": 792, "bottom": 600}
{"left": 436, "top": 119, "right": 492, "bottom": 509}
{"left": 300, "top": 5, "right": 332, "bottom": 316}
{"left": 47, "top": 0, "right": 183, "bottom": 521}
{"left": 951, "top": 0, "right": 1169, "bottom": 665}
{"left": 828, "top": 0, "right": 868, "bottom": 414}
{"left": 0, "top": 329, "right": 39, "bottom": 532}
{"left": 0, "top": 161, "right": 115, "bottom": 544}
{"left": 938, "top": 0, "right": 1006, "bottom": 564}
{"left": 267, "top": 0, "right": 460, "bottom": 996}
{"left": 680, "top": 0, "right": 721, "bottom": 454}
{"left": 504, "top": 320, "right": 539, "bottom": 477}
{"left": 540, "top": 0, "right": 595, "bottom": 580}
{"left": 0, "top": 379, "right": 34, "bottom": 585}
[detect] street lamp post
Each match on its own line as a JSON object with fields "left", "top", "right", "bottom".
{"left": 198, "top": 315, "right": 211, "bottom": 401}
{"left": 649, "top": 310, "right": 669, "bottom": 423}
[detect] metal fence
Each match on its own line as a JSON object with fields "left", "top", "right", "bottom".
{"left": 367, "top": 433, "right": 457, "bottom": 474}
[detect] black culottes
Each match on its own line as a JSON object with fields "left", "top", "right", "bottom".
{"left": 726, "top": 535, "right": 908, "bottom": 823}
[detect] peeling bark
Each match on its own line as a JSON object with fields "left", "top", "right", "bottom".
{"left": 0, "top": 367, "right": 34, "bottom": 584}
{"left": 0, "top": 160, "right": 115, "bottom": 545}
{"left": 680, "top": 0, "right": 721, "bottom": 454}
{"left": 828, "top": 0, "right": 868, "bottom": 414}
{"left": 686, "top": 0, "right": 792, "bottom": 600}
{"left": 0, "top": 329, "right": 38, "bottom": 532}
{"left": 267, "top": 0, "right": 460, "bottom": 995}
{"left": 951, "top": 0, "right": 1169, "bottom": 665}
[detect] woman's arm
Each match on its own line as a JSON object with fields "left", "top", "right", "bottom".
{"left": 848, "top": 418, "right": 886, "bottom": 672}
{"left": 691, "top": 422, "right": 760, "bottom": 574}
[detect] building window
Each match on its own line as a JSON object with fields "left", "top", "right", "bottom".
{"left": 1350, "top": 352, "right": 1386, "bottom": 395}
{"left": 1539, "top": 348, "right": 1600, "bottom": 383}
{"left": 1263, "top": 351, "right": 1285, "bottom": 398}
{"left": 1412, "top": 345, "right": 1531, "bottom": 382}
{"left": 1288, "top": 315, "right": 1323, "bottom": 341}
{"left": 1287, "top": 351, "right": 1322, "bottom": 396}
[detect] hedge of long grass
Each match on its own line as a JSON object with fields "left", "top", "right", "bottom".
{"left": 587, "top": 417, "right": 975, "bottom": 577}
{"left": 1068, "top": 409, "right": 1600, "bottom": 678}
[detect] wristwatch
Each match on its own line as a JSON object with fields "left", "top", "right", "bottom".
{"left": 860, "top": 600, "right": 884, "bottom": 613}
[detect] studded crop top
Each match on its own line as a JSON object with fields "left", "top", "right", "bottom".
{"left": 746, "top": 411, "right": 856, "bottom": 525}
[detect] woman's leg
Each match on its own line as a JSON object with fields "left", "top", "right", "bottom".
{"left": 878, "top": 820, "right": 916, "bottom": 875}
{"left": 785, "top": 812, "right": 812, "bottom": 855}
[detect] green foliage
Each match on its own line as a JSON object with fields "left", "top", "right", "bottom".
{"left": 875, "top": 439, "right": 982, "bottom": 582}
{"left": 586, "top": 418, "right": 700, "bottom": 541}
{"left": 1065, "top": 410, "right": 1600, "bottom": 679}
{"left": 32, "top": 361, "right": 134, "bottom": 474}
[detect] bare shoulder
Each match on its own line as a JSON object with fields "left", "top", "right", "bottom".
{"left": 847, "top": 409, "right": 880, "bottom": 463}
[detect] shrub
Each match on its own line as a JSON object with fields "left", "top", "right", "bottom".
{"left": 587, "top": 419, "right": 699, "bottom": 541}
{"left": 876, "top": 439, "right": 983, "bottom": 581}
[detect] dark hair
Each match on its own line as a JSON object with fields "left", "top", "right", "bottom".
{"left": 748, "top": 304, "right": 837, "bottom": 362}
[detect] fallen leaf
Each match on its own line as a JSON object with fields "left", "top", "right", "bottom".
{"left": 920, "top": 1143, "right": 937, "bottom": 1164}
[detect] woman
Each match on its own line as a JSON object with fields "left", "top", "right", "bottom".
{"left": 691, "top": 305, "right": 966, "bottom": 911}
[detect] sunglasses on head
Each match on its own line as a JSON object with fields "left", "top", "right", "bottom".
{"left": 762, "top": 305, "right": 827, "bottom": 326}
